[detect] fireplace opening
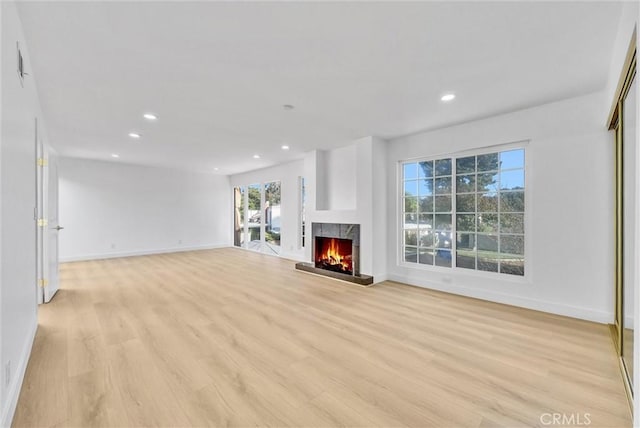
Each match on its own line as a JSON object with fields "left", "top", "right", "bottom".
{"left": 315, "top": 237, "right": 353, "bottom": 275}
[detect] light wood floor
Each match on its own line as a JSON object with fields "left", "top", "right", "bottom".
{"left": 13, "top": 248, "right": 631, "bottom": 427}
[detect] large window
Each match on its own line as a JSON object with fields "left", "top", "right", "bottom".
{"left": 402, "top": 147, "right": 525, "bottom": 276}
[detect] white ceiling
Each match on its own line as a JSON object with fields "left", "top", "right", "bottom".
{"left": 16, "top": 1, "right": 622, "bottom": 174}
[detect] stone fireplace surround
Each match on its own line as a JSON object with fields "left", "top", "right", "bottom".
{"left": 295, "top": 222, "right": 374, "bottom": 286}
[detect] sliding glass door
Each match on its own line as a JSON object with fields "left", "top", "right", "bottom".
{"left": 610, "top": 40, "right": 636, "bottom": 405}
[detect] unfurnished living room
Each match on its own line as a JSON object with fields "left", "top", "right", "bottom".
{"left": 1, "top": 1, "right": 639, "bottom": 427}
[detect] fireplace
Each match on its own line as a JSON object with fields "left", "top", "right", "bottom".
{"left": 295, "top": 222, "right": 373, "bottom": 286}
{"left": 315, "top": 237, "right": 353, "bottom": 275}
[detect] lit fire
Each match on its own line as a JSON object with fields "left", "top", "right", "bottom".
{"left": 315, "top": 237, "right": 353, "bottom": 274}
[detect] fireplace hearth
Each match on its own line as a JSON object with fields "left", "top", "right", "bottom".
{"left": 295, "top": 222, "right": 373, "bottom": 286}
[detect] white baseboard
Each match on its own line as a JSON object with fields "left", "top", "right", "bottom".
{"left": 59, "top": 243, "right": 229, "bottom": 263}
{"left": 387, "top": 273, "right": 613, "bottom": 324}
{"left": 0, "top": 319, "right": 38, "bottom": 428}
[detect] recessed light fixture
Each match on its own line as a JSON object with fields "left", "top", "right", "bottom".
{"left": 283, "top": 104, "right": 295, "bottom": 110}
{"left": 128, "top": 132, "right": 141, "bottom": 139}
{"left": 440, "top": 93, "right": 456, "bottom": 102}
{"left": 281, "top": 145, "right": 290, "bottom": 150}
{"left": 111, "top": 154, "right": 120, "bottom": 158}
{"left": 253, "top": 154, "right": 260, "bottom": 159}
{"left": 214, "top": 167, "right": 219, "bottom": 171}
{"left": 143, "top": 113, "right": 157, "bottom": 120}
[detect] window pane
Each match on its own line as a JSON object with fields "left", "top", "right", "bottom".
{"left": 500, "top": 149, "right": 525, "bottom": 170}
{"left": 500, "top": 169, "right": 524, "bottom": 191}
{"left": 435, "top": 159, "right": 452, "bottom": 176}
{"left": 478, "top": 173, "right": 499, "bottom": 193}
{"left": 456, "top": 233, "right": 477, "bottom": 269}
{"left": 456, "top": 156, "right": 476, "bottom": 174}
{"left": 405, "top": 229, "right": 418, "bottom": 246}
{"left": 477, "top": 153, "right": 499, "bottom": 171}
{"left": 419, "top": 228, "right": 434, "bottom": 247}
{"left": 477, "top": 254, "right": 499, "bottom": 272}
{"left": 456, "top": 194, "right": 476, "bottom": 212}
{"left": 435, "top": 249, "right": 452, "bottom": 267}
{"left": 418, "top": 248, "right": 434, "bottom": 265}
{"left": 477, "top": 213, "right": 498, "bottom": 233}
{"left": 435, "top": 177, "right": 452, "bottom": 194}
{"left": 404, "top": 180, "right": 418, "bottom": 197}
{"left": 419, "top": 213, "right": 433, "bottom": 229}
{"left": 434, "top": 214, "right": 452, "bottom": 231}
{"left": 419, "top": 196, "right": 434, "bottom": 212}
{"left": 457, "top": 252, "right": 476, "bottom": 270}
{"left": 456, "top": 174, "right": 476, "bottom": 193}
{"left": 404, "top": 197, "right": 418, "bottom": 213}
{"left": 456, "top": 232, "right": 476, "bottom": 250}
{"left": 501, "top": 213, "right": 524, "bottom": 234}
{"left": 500, "top": 259, "right": 524, "bottom": 276}
{"left": 435, "top": 195, "right": 452, "bottom": 212}
{"left": 456, "top": 214, "right": 476, "bottom": 232}
{"left": 500, "top": 191, "right": 524, "bottom": 212}
{"left": 477, "top": 234, "right": 499, "bottom": 252}
{"left": 478, "top": 193, "right": 498, "bottom": 212}
{"left": 501, "top": 235, "right": 524, "bottom": 255}
{"left": 419, "top": 161, "right": 433, "bottom": 178}
{"left": 404, "top": 163, "right": 418, "bottom": 180}
{"left": 404, "top": 213, "right": 417, "bottom": 226}
{"left": 404, "top": 246, "right": 418, "bottom": 263}
{"left": 419, "top": 179, "right": 433, "bottom": 196}
{"left": 435, "top": 231, "right": 452, "bottom": 248}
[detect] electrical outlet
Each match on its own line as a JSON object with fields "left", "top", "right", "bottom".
{"left": 111, "top": 243, "right": 116, "bottom": 249}
{"left": 178, "top": 239, "right": 182, "bottom": 244}
{"left": 5, "top": 361, "right": 11, "bottom": 387}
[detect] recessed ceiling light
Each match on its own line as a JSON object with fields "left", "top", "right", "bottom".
{"left": 214, "top": 167, "right": 219, "bottom": 171}
{"left": 253, "top": 154, "right": 260, "bottom": 159}
{"left": 281, "top": 145, "right": 290, "bottom": 150}
{"left": 283, "top": 104, "right": 295, "bottom": 110}
{"left": 143, "top": 113, "right": 157, "bottom": 120}
{"left": 128, "top": 132, "right": 141, "bottom": 139}
{"left": 440, "top": 93, "right": 456, "bottom": 102}
{"left": 111, "top": 154, "right": 120, "bottom": 158}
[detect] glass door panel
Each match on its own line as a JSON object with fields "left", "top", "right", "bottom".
{"left": 247, "top": 184, "right": 262, "bottom": 251}
{"left": 264, "top": 181, "right": 281, "bottom": 255}
{"left": 622, "top": 73, "right": 636, "bottom": 389}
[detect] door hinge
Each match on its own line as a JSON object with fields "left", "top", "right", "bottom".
{"left": 37, "top": 158, "right": 48, "bottom": 167}
{"left": 38, "top": 279, "right": 48, "bottom": 287}
{"left": 37, "top": 218, "right": 48, "bottom": 227}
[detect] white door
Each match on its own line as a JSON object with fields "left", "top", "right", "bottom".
{"left": 36, "top": 143, "right": 61, "bottom": 303}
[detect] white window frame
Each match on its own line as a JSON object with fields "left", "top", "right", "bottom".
{"left": 397, "top": 140, "right": 531, "bottom": 281}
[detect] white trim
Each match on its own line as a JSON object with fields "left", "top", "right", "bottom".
{"left": 388, "top": 273, "right": 612, "bottom": 324}
{"left": 59, "top": 243, "right": 229, "bottom": 263}
{"left": 0, "top": 319, "right": 37, "bottom": 428}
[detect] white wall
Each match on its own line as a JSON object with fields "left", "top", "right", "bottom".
{"left": 324, "top": 145, "right": 356, "bottom": 211}
{"left": 1, "top": 2, "right": 46, "bottom": 425}
{"left": 229, "top": 159, "right": 306, "bottom": 261}
{"left": 386, "top": 91, "right": 613, "bottom": 323}
{"left": 58, "top": 158, "right": 231, "bottom": 261}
